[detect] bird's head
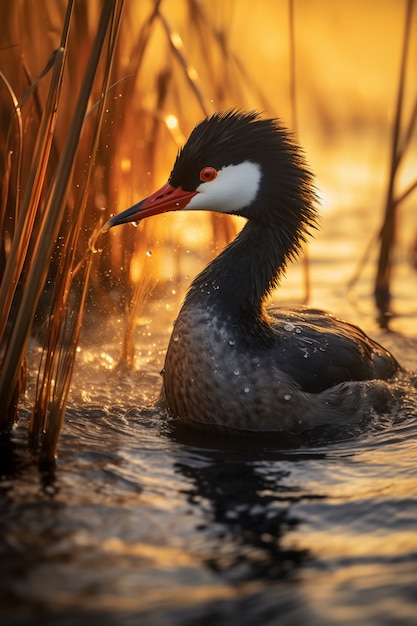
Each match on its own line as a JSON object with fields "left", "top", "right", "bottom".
{"left": 103, "top": 109, "right": 317, "bottom": 237}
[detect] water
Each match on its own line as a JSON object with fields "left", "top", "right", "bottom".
{"left": 2, "top": 303, "right": 417, "bottom": 626}
{"left": 2, "top": 207, "right": 417, "bottom": 625}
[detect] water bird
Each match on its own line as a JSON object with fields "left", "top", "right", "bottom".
{"left": 103, "top": 109, "right": 402, "bottom": 432}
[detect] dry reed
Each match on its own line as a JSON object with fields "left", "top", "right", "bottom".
{"left": 374, "top": 0, "right": 417, "bottom": 327}
{"left": 0, "top": 0, "right": 125, "bottom": 461}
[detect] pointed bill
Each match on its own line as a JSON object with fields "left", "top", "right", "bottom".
{"left": 102, "top": 182, "right": 198, "bottom": 232}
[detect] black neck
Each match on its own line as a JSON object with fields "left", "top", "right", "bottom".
{"left": 185, "top": 219, "right": 297, "bottom": 319}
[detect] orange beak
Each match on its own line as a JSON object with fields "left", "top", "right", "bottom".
{"left": 102, "top": 182, "right": 198, "bottom": 232}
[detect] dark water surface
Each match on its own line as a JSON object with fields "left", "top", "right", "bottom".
{"left": 2, "top": 311, "right": 417, "bottom": 626}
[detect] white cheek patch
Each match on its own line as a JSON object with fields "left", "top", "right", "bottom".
{"left": 186, "top": 161, "right": 261, "bottom": 214}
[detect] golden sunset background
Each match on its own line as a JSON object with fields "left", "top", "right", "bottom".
{"left": 0, "top": 0, "right": 416, "bottom": 452}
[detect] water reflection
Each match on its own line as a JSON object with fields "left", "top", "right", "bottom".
{"left": 167, "top": 424, "right": 328, "bottom": 582}
{"left": 2, "top": 396, "right": 417, "bottom": 625}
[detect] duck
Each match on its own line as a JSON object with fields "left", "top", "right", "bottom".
{"left": 103, "top": 109, "right": 401, "bottom": 433}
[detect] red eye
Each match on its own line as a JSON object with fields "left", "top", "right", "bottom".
{"left": 200, "top": 166, "right": 218, "bottom": 182}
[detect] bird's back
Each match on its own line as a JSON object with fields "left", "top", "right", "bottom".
{"left": 266, "top": 306, "right": 401, "bottom": 393}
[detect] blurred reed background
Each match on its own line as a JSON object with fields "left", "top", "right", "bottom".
{"left": 0, "top": 0, "right": 416, "bottom": 461}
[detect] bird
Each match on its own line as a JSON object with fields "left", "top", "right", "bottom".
{"left": 103, "top": 109, "right": 402, "bottom": 433}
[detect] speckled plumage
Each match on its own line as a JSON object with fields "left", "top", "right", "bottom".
{"left": 162, "top": 302, "right": 398, "bottom": 432}
{"left": 105, "top": 110, "right": 401, "bottom": 433}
